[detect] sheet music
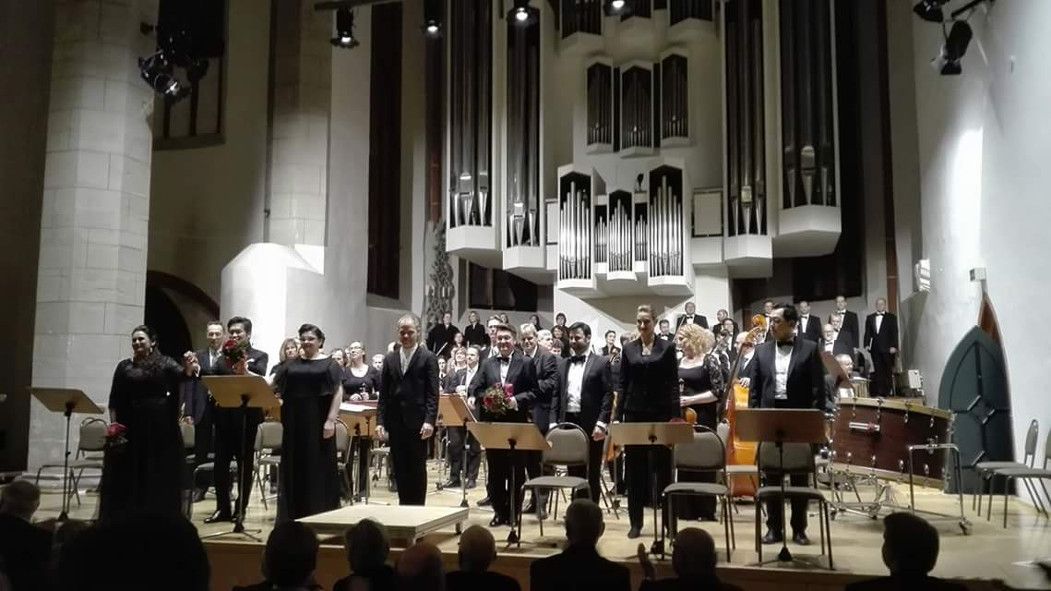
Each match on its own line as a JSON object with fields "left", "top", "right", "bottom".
{"left": 339, "top": 403, "right": 375, "bottom": 414}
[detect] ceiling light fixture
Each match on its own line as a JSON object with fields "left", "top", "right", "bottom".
{"left": 331, "top": 8, "right": 359, "bottom": 49}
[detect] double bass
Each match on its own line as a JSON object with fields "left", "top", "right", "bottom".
{"left": 722, "top": 314, "right": 767, "bottom": 497}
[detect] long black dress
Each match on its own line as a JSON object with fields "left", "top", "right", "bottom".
{"left": 341, "top": 364, "right": 381, "bottom": 497}
{"left": 676, "top": 354, "right": 726, "bottom": 520}
{"left": 100, "top": 353, "right": 187, "bottom": 521}
{"left": 273, "top": 357, "right": 343, "bottom": 520}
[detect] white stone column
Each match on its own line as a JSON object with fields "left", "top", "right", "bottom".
{"left": 266, "top": 0, "right": 333, "bottom": 247}
{"left": 30, "top": 0, "right": 158, "bottom": 468}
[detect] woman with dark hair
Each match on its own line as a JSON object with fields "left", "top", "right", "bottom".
{"left": 529, "top": 314, "right": 542, "bottom": 330}
{"left": 99, "top": 325, "right": 193, "bottom": 521}
{"left": 550, "top": 325, "right": 571, "bottom": 358}
{"left": 271, "top": 323, "right": 345, "bottom": 520}
{"left": 497, "top": 312, "right": 510, "bottom": 325}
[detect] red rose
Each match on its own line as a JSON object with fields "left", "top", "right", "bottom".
{"left": 106, "top": 423, "right": 127, "bottom": 438}
{"left": 502, "top": 383, "right": 515, "bottom": 398}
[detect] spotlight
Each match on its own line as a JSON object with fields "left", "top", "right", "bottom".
{"left": 331, "top": 8, "right": 359, "bottom": 49}
{"left": 424, "top": 0, "right": 442, "bottom": 37}
{"left": 511, "top": 0, "right": 534, "bottom": 24}
{"left": 932, "top": 20, "right": 973, "bottom": 75}
{"left": 913, "top": 0, "right": 948, "bottom": 22}
{"left": 604, "top": 0, "right": 630, "bottom": 17}
{"left": 138, "top": 52, "right": 188, "bottom": 100}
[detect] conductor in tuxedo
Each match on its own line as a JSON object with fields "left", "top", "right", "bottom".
{"left": 181, "top": 320, "right": 226, "bottom": 502}
{"left": 469, "top": 323, "right": 538, "bottom": 527}
{"left": 207, "top": 316, "right": 269, "bottom": 523}
{"left": 748, "top": 303, "right": 824, "bottom": 546}
{"left": 864, "top": 297, "right": 899, "bottom": 397}
{"left": 377, "top": 313, "right": 439, "bottom": 505}
{"left": 520, "top": 323, "right": 559, "bottom": 516}
{"left": 675, "top": 301, "right": 709, "bottom": 330}
{"left": 553, "top": 322, "right": 614, "bottom": 503}
{"left": 795, "top": 301, "right": 821, "bottom": 342}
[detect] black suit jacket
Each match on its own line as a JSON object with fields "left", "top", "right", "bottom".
{"left": 617, "top": 338, "right": 679, "bottom": 421}
{"left": 529, "top": 546, "right": 631, "bottom": 591}
{"left": 863, "top": 312, "right": 899, "bottom": 353}
{"left": 181, "top": 347, "right": 223, "bottom": 423}
{"left": 833, "top": 310, "right": 860, "bottom": 349}
{"left": 463, "top": 323, "right": 489, "bottom": 347}
{"left": 818, "top": 337, "right": 854, "bottom": 358}
{"left": 748, "top": 337, "right": 824, "bottom": 410}
{"left": 426, "top": 323, "right": 460, "bottom": 356}
{"left": 378, "top": 346, "right": 439, "bottom": 432}
{"left": 797, "top": 315, "right": 822, "bottom": 342}
{"left": 446, "top": 570, "right": 521, "bottom": 591}
{"left": 0, "top": 514, "right": 52, "bottom": 591}
{"left": 469, "top": 351, "right": 538, "bottom": 423}
{"left": 526, "top": 349, "right": 559, "bottom": 433}
{"left": 552, "top": 353, "right": 613, "bottom": 432}
{"left": 675, "top": 314, "right": 709, "bottom": 330}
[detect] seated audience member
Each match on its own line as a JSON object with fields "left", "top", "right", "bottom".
{"left": 396, "top": 542, "right": 445, "bottom": 591}
{"left": 637, "top": 528, "right": 742, "bottom": 591}
{"left": 446, "top": 525, "right": 519, "bottom": 591}
{"left": 845, "top": 512, "right": 966, "bottom": 591}
{"left": 530, "top": 499, "right": 630, "bottom": 591}
{"left": 0, "top": 481, "right": 53, "bottom": 591}
{"left": 235, "top": 521, "right": 321, "bottom": 591}
{"left": 333, "top": 519, "right": 395, "bottom": 591}
{"left": 58, "top": 512, "right": 209, "bottom": 591}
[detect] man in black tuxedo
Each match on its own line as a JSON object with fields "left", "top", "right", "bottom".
{"left": 864, "top": 297, "right": 899, "bottom": 397}
{"left": 748, "top": 303, "right": 824, "bottom": 546}
{"left": 832, "top": 295, "right": 860, "bottom": 350}
{"left": 657, "top": 319, "right": 674, "bottom": 342}
{"left": 520, "top": 323, "right": 559, "bottom": 516}
{"left": 206, "top": 316, "right": 269, "bottom": 523}
{"left": 675, "top": 301, "right": 709, "bottom": 330}
{"left": 552, "top": 322, "right": 614, "bottom": 503}
{"left": 377, "top": 313, "right": 439, "bottom": 506}
{"left": 463, "top": 310, "right": 489, "bottom": 349}
{"left": 478, "top": 315, "right": 502, "bottom": 360}
{"left": 795, "top": 301, "right": 821, "bottom": 342}
{"left": 181, "top": 320, "right": 226, "bottom": 502}
{"left": 818, "top": 323, "right": 853, "bottom": 357}
{"left": 469, "top": 323, "right": 538, "bottom": 527}
{"left": 426, "top": 312, "right": 460, "bottom": 358}
{"left": 443, "top": 346, "right": 483, "bottom": 489}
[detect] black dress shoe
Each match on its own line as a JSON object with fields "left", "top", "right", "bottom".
{"left": 204, "top": 510, "right": 232, "bottom": 524}
{"left": 489, "top": 515, "right": 508, "bottom": 527}
{"left": 191, "top": 489, "right": 206, "bottom": 503}
{"left": 442, "top": 479, "right": 462, "bottom": 489}
{"left": 761, "top": 530, "right": 784, "bottom": 545}
{"left": 627, "top": 527, "right": 642, "bottom": 539}
{"left": 477, "top": 496, "right": 492, "bottom": 507}
{"left": 792, "top": 531, "right": 810, "bottom": 546}
{"left": 465, "top": 479, "right": 477, "bottom": 489}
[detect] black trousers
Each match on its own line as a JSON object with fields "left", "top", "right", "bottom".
{"left": 213, "top": 407, "right": 263, "bottom": 516}
{"left": 389, "top": 423, "right": 428, "bottom": 505}
{"left": 871, "top": 350, "right": 895, "bottom": 396}
{"left": 486, "top": 449, "right": 526, "bottom": 521}
{"left": 564, "top": 413, "right": 603, "bottom": 502}
{"left": 344, "top": 436, "right": 371, "bottom": 497}
{"left": 191, "top": 400, "right": 215, "bottom": 491}
{"left": 624, "top": 410, "right": 673, "bottom": 530}
{"left": 763, "top": 471, "right": 810, "bottom": 534}
{"left": 446, "top": 426, "right": 480, "bottom": 482}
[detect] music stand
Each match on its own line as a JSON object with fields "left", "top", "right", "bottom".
{"left": 467, "top": 422, "right": 548, "bottom": 546}
{"left": 30, "top": 388, "right": 103, "bottom": 520}
{"left": 338, "top": 402, "right": 378, "bottom": 503}
{"left": 735, "top": 409, "right": 827, "bottom": 563}
{"left": 201, "top": 375, "right": 278, "bottom": 541}
{"left": 608, "top": 422, "right": 694, "bottom": 556}
{"left": 438, "top": 395, "right": 476, "bottom": 507}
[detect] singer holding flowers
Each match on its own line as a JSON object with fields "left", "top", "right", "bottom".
{"left": 99, "top": 325, "right": 195, "bottom": 521}
{"left": 469, "top": 323, "right": 538, "bottom": 527}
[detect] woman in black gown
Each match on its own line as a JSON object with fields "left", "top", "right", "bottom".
{"left": 341, "top": 341, "right": 381, "bottom": 500}
{"left": 271, "top": 323, "right": 344, "bottom": 521}
{"left": 100, "top": 325, "right": 192, "bottom": 521}
{"left": 675, "top": 323, "right": 726, "bottom": 520}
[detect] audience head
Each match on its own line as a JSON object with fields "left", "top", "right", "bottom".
{"left": 676, "top": 324, "right": 713, "bottom": 358}
{"left": 564, "top": 499, "right": 604, "bottom": 548}
{"left": 372, "top": 353, "right": 386, "bottom": 370}
{"left": 262, "top": 521, "right": 319, "bottom": 588}
{"left": 466, "top": 346, "right": 480, "bottom": 367}
{"left": 205, "top": 321, "right": 225, "bottom": 350}
{"left": 636, "top": 305, "right": 655, "bottom": 338}
{"left": 684, "top": 301, "right": 696, "bottom": 315}
{"left": 344, "top": 518, "right": 390, "bottom": 575}
{"left": 769, "top": 302, "right": 798, "bottom": 342}
{"left": 881, "top": 512, "right": 940, "bottom": 576}
{"left": 227, "top": 316, "right": 253, "bottom": 342}
{"left": 567, "top": 322, "right": 592, "bottom": 355}
{"left": 458, "top": 525, "right": 497, "bottom": 573}
{"left": 396, "top": 542, "right": 445, "bottom": 591}
{"left": 672, "top": 528, "right": 717, "bottom": 579}
{"left": 396, "top": 314, "right": 423, "bottom": 349}
{"left": 298, "top": 323, "right": 326, "bottom": 357}
{"left": 0, "top": 480, "right": 41, "bottom": 521}
{"left": 279, "top": 337, "right": 301, "bottom": 363}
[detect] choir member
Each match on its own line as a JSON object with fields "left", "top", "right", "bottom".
{"left": 864, "top": 297, "right": 899, "bottom": 397}
{"left": 426, "top": 312, "right": 460, "bottom": 359}
{"left": 619, "top": 305, "right": 679, "bottom": 538}
{"left": 452, "top": 331, "right": 466, "bottom": 351}
{"left": 330, "top": 347, "right": 347, "bottom": 368}
{"left": 675, "top": 324, "right": 725, "bottom": 520}
{"left": 377, "top": 314, "right": 439, "bottom": 505}
{"left": 498, "top": 312, "right": 510, "bottom": 324}
{"left": 657, "top": 319, "right": 674, "bottom": 342}
{"left": 100, "top": 325, "right": 194, "bottom": 521}
{"left": 207, "top": 316, "right": 269, "bottom": 524}
{"left": 550, "top": 325, "right": 571, "bottom": 358}
{"left": 520, "top": 323, "right": 559, "bottom": 516}
{"left": 481, "top": 316, "right": 502, "bottom": 359}
{"left": 819, "top": 323, "right": 853, "bottom": 357}
{"left": 271, "top": 337, "right": 301, "bottom": 375}
{"left": 554, "top": 312, "right": 567, "bottom": 329}
{"left": 181, "top": 320, "right": 225, "bottom": 503}
{"left": 716, "top": 309, "right": 739, "bottom": 337}
{"left": 342, "top": 341, "right": 381, "bottom": 500}
{"left": 796, "top": 301, "right": 821, "bottom": 342}
{"left": 675, "top": 301, "right": 709, "bottom": 330}
{"left": 470, "top": 323, "right": 538, "bottom": 526}
{"left": 271, "top": 323, "right": 343, "bottom": 520}
{"left": 552, "top": 322, "right": 613, "bottom": 503}
{"left": 438, "top": 357, "right": 448, "bottom": 387}
{"left": 748, "top": 304, "right": 824, "bottom": 546}
{"left": 444, "top": 347, "right": 467, "bottom": 392}
{"left": 529, "top": 314, "right": 543, "bottom": 330}
{"left": 463, "top": 311, "right": 489, "bottom": 349}
{"left": 371, "top": 354, "right": 385, "bottom": 372}
{"left": 601, "top": 330, "right": 620, "bottom": 357}
{"left": 444, "top": 346, "right": 482, "bottom": 489}
{"left": 832, "top": 295, "right": 861, "bottom": 350}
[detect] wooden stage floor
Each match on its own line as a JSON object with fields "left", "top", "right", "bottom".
{"left": 31, "top": 466, "right": 1051, "bottom": 591}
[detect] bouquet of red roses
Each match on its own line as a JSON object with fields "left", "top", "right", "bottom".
{"left": 221, "top": 338, "right": 250, "bottom": 373}
{"left": 105, "top": 422, "right": 128, "bottom": 450}
{"left": 482, "top": 383, "right": 515, "bottom": 416}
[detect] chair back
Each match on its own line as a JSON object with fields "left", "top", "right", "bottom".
{"left": 78, "top": 418, "right": 108, "bottom": 453}
{"left": 757, "top": 441, "right": 814, "bottom": 475}
{"left": 180, "top": 422, "right": 195, "bottom": 450}
{"left": 256, "top": 421, "right": 283, "bottom": 453}
{"left": 334, "top": 419, "right": 351, "bottom": 460}
{"left": 1044, "top": 430, "right": 1051, "bottom": 470}
{"left": 674, "top": 426, "right": 725, "bottom": 471}
{"left": 716, "top": 421, "right": 730, "bottom": 446}
{"left": 543, "top": 423, "right": 589, "bottom": 468}
{"left": 1022, "top": 419, "right": 1039, "bottom": 466}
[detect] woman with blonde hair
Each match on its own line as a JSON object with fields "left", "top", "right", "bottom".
{"left": 675, "top": 323, "right": 726, "bottom": 520}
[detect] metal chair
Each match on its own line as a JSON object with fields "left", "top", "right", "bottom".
{"left": 661, "top": 425, "right": 735, "bottom": 561}
{"left": 754, "top": 441, "right": 834, "bottom": 569}
{"left": 976, "top": 419, "right": 1039, "bottom": 517}
{"left": 253, "top": 421, "right": 283, "bottom": 510}
{"left": 717, "top": 421, "right": 759, "bottom": 511}
{"left": 333, "top": 419, "right": 352, "bottom": 502}
{"left": 36, "top": 417, "right": 106, "bottom": 507}
{"left": 986, "top": 430, "right": 1051, "bottom": 527}
{"left": 522, "top": 423, "right": 591, "bottom": 537}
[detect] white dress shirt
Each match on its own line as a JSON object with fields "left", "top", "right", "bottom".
{"left": 875, "top": 313, "right": 884, "bottom": 334}
{"left": 565, "top": 351, "right": 589, "bottom": 413}
{"left": 499, "top": 355, "right": 510, "bottom": 383}
{"left": 400, "top": 344, "right": 418, "bottom": 373}
{"left": 799, "top": 315, "right": 810, "bottom": 334}
{"left": 774, "top": 343, "right": 792, "bottom": 400}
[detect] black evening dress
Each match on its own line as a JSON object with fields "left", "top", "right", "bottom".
{"left": 273, "top": 357, "right": 343, "bottom": 520}
{"left": 676, "top": 354, "right": 726, "bottom": 520}
{"left": 100, "top": 353, "right": 187, "bottom": 521}
{"left": 341, "top": 364, "right": 381, "bottom": 497}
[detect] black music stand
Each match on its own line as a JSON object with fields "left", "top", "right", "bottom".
{"left": 201, "top": 375, "right": 277, "bottom": 541}
{"left": 339, "top": 402, "right": 378, "bottom": 503}
{"left": 438, "top": 395, "right": 476, "bottom": 507}
{"left": 736, "top": 408, "right": 827, "bottom": 563}
{"left": 30, "top": 388, "right": 103, "bottom": 521}
{"left": 467, "top": 422, "right": 548, "bottom": 546}
{"left": 608, "top": 422, "right": 694, "bottom": 556}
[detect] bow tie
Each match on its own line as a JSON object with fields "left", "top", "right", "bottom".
{"left": 777, "top": 340, "right": 794, "bottom": 347}
{"left": 876, "top": 312, "right": 885, "bottom": 316}
{"left": 499, "top": 357, "right": 510, "bottom": 364}
{"left": 570, "top": 355, "right": 586, "bottom": 364}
